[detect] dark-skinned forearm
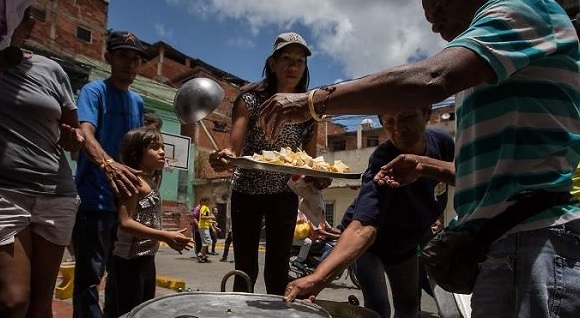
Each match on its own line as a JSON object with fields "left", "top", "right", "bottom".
{"left": 312, "top": 60, "right": 449, "bottom": 115}
{"left": 81, "top": 126, "right": 112, "bottom": 165}
{"left": 420, "top": 156, "right": 456, "bottom": 186}
{"left": 312, "top": 47, "right": 495, "bottom": 116}
{"left": 310, "top": 221, "right": 376, "bottom": 284}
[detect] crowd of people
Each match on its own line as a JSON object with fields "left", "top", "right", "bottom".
{"left": 0, "top": 0, "right": 579, "bottom": 318}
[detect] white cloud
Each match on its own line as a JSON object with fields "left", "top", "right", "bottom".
{"left": 173, "top": 0, "right": 446, "bottom": 78}
{"left": 226, "top": 36, "right": 255, "bottom": 49}
{"left": 154, "top": 23, "right": 174, "bottom": 40}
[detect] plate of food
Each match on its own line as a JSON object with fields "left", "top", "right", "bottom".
{"left": 228, "top": 147, "right": 362, "bottom": 180}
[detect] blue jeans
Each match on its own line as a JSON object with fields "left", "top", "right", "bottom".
{"left": 472, "top": 220, "right": 580, "bottom": 318}
{"left": 354, "top": 251, "right": 419, "bottom": 318}
{"left": 72, "top": 209, "right": 117, "bottom": 318}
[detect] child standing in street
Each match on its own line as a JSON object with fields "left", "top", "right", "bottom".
{"left": 107, "top": 127, "right": 192, "bottom": 317}
{"left": 197, "top": 197, "right": 214, "bottom": 262}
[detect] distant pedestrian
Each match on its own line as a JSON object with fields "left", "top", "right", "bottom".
{"left": 190, "top": 201, "right": 202, "bottom": 257}
{"left": 209, "top": 207, "right": 222, "bottom": 255}
{"left": 220, "top": 230, "right": 233, "bottom": 262}
{"left": 197, "top": 197, "right": 214, "bottom": 263}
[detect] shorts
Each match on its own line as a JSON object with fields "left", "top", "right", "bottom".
{"left": 198, "top": 228, "right": 212, "bottom": 246}
{"left": 0, "top": 191, "right": 80, "bottom": 246}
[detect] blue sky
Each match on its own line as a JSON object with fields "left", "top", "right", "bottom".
{"left": 108, "top": 0, "right": 446, "bottom": 130}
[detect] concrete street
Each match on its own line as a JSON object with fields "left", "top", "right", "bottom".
{"left": 53, "top": 240, "right": 441, "bottom": 317}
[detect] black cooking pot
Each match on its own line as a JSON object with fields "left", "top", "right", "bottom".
{"left": 314, "top": 299, "right": 380, "bottom": 318}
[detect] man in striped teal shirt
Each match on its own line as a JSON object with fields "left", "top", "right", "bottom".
{"left": 259, "top": 1, "right": 580, "bottom": 317}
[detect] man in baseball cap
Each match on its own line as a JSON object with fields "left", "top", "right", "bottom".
{"left": 106, "top": 31, "right": 148, "bottom": 58}
{"left": 273, "top": 32, "right": 312, "bottom": 56}
{"left": 72, "top": 29, "right": 147, "bottom": 317}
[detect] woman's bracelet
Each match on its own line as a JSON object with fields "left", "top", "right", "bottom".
{"left": 100, "top": 158, "right": 115, "bottom": 169}
{"left": 307, "top": 89, "right": 326, "bottom": 122}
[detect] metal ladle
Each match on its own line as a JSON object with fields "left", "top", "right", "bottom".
{"left": 173, "top": 77, "right": 225, "bottom": 151}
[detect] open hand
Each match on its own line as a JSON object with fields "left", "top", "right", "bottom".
{"left": 374, "top": 154, "right": 423, "bottom": 187}
{"left": 165, "top": 228, "right": 194, "bottom": 253}
{"left": 258, "top": 92, "right": 312, "bottom": 140}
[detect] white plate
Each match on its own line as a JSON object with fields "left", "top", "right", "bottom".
{"left": 229, "top": 157, "right": 361, "bottom": 179}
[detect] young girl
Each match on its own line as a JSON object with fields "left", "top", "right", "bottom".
{"left": 107, "top": 127, "right": 192, "bottom": 317}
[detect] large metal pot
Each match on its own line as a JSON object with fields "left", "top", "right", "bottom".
{"left": 123, "top": 291, "right": 331, "bottom": 318}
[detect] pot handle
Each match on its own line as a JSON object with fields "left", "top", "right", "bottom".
{"left": 220, "top": 270, "right": 254, "bottom": 293}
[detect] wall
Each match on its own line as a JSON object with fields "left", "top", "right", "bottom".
{"left": 31, "top": 0, "right": 108, "bottom": 61}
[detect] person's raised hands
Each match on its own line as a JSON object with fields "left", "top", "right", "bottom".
{"left": 164, "top": 228, "right": 193, "bottom": 254}
{"left": 258, "top": 92, "right": 312, "bottom": 140}
{"left": 208, "top": 148, "right": 236, "bottom": 172}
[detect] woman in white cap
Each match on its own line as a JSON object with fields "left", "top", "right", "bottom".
{"left": 209, "top": 32, "right": 321, "bottom": 295}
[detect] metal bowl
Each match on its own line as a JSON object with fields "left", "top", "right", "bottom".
{"left": 173, "top": 77, "right": 225, "bottom": 124}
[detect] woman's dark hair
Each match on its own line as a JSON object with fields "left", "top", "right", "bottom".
{"left": 119, "top": 127, "right": 163, "bottom": 169}
{"left": 240, "top": 46, "right": 310, "bottom": 95}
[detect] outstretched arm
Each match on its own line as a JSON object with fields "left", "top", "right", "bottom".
{"left": 118, "top": 195, "right": 192, "bottom": 253}
{"left": 283, "top": 220, "right": 376, "bottom": 302}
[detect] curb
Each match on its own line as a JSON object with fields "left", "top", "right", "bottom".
{"left": 156, "top": 275, "right": 186, "bottom": 291}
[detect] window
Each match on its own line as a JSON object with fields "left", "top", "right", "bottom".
{"left": 366, "top": 136, "right": 379, "bottom": 147}
{"left": 325, "top": 202, "right": 335, "bottom": 226}
{"left": 332, "top": 140, "right": 346, "bottom": 151}
{"left": 76, "top": 26, "right": 92, "bottom": 43}
{"left": 31, "top": 7, "right": 46, "bottom": 22}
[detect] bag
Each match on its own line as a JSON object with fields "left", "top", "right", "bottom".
{"left": 422, "top": 190, "right": 575, "bottom": 294}
{"left": 422, "top": 230, "right": 484, "bottom": 294}
{"left": 287, "top": 175, "right": 325, "bottom": 225}
{"left": 294, "top": 221, "right": 311, "bottom": 240}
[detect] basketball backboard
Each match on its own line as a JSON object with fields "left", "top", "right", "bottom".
{"left": 161, "top": 132, "right": 191, "bottom": 170}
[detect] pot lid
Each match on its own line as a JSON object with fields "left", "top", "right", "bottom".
{"left": 126, "top": 292, "right": 330, "bottom": 318}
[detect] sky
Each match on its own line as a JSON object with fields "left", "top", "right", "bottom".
{"left": 108, "top": 0, "right": 447, "bottom": 130}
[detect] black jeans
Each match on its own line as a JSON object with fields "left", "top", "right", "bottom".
{"left": 192, "top": 228, "right": 202, "bottom": 255}
{"left": 231, "top": 191, "right": 298, "bottom": 295}
{"left": 210, "top": 228, "right": 217, "bottom": 253}
{"left": 222, "top": 231, "right": 233, "bottom": 258}
{"left": 106, "top": 255, "right": 156, "bottom": 318}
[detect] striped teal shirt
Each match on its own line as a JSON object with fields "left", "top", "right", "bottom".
{"left": 446, "top": 0, "right": 580, "bottom": 232}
